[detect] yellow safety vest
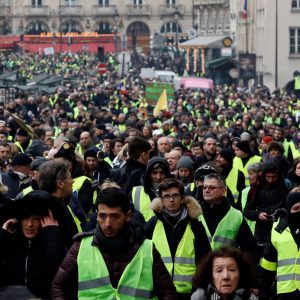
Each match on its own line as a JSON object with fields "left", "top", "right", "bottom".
{"left": 77, "top": 236, "right": 156, "bottom": 299}
{"left": 225, "top": 168, "right": 239, "bottom": 204}
{"left": 233, "top": 155, "right": 261, "bottom": 187}
{"left": 289, "top": 141, "right": 300, "bottom": 160}
{"left": 73, "top": 175, "right": 97, "bottom": 206}
{"left": 132, "top": 186, "right": 155, "bottom": 222}
{"left": 15, "top": 140, "right": 32, "bottom": 153}
{"left": 152, "top": 220, "right": 196, "bottom": 293}
{"left": 67, "top": 205, "right": 82, "bottom": 233}
{"left": 241, "top": 187, "right": 256, "bottom": 234}
{"left": 260, "top": 221, "right": 300, "bottom": 294}
{"left": 199, "top": 206, "right": 243, "bottom": 250}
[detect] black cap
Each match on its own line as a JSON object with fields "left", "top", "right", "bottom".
{"left": 11, "top": 153, "right": 32, "bottom": 166}
{"left": 235, "top": 140, "right": 252, "bottom": 155}
{"left": 16, "top": 128, "right": 29, "bottom": 137}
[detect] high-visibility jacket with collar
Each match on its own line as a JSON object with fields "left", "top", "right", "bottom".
{"left": 199, "top": 206, "right": 243, "bottom": 250}
{"left": 225, "top": 167, "right": 239, "bottom": 205}
{"left": 132, "top": 186, "right": 155, "bottom": 222}
{"left": 233, "top": 155, "right": 261, "bottom": 187}
{"left": 152, "top": 220, "right": 196, "bottom": 294}
{"left": 260, "top": 221, "right": 300, "bottom": 294}
{"left": 77, "top": 236, "right": 156, "bottom": 299}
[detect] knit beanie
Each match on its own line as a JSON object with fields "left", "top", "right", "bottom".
{"left": 286, "top": 192, "right": 300, "bottom": 212}
{"left": 219, "top": 148, "right": 235, "bottom": 164}
{"left": 235, "top": 140, "right": 252, "bottom": 155}
{"left": 262, "top": 136, "right": 273, "bottom": 144}
{"left": 176, "top": 156, "right": 195, "bottom": 172}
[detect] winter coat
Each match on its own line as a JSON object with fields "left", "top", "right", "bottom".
{"left": 0, "top": 226, "right": 66, "bottom": 299}
{"left": 51, "top": 223, "right": 177, "bottom": 300}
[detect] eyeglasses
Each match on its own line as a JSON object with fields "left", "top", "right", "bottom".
{"left": 162, "top": 193, "right": 181, "bottom": 200}
{"left": 203, "top": 186, "right": 224, "bottom": 191}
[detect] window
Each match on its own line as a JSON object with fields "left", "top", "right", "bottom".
{"left": 96, "top": 22, "right": 113, "bottom": 34}
{"left": 99, "top": 0, "right": 109, "bottom": 5}
{"left": 166, "top": 0, "right": 176, "bottom": 4}
{"left": 65, "top": 0, "right": 75, "bottom": 6}
{"left": 290, "top": 28, "right": 300, "bottom": 54}
{"left": 134, "top": 0, "right": 143, "bottom": 5}
{"left": 160, "top": 22, "right": 182, "bottom": 34}
{"left": 292, "top": 0, "right": 300, "bottom": 8}
{"left": 32, "top": 0, "right": 42, "bottom": 6}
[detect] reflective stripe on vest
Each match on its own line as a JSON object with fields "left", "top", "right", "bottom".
{"left": 67, "top": 205, "right": 82, "bottom": 233}
{"left": 152, "top": 220, "right": 195, "bottom": 293}
{"left": 241, "top": 187, "right": 256, "bottom": 234}
{"left": 199, "top": 206, "right": 243, "bottom": 250}
{"left": 269, "top": 221, "right": 300, "bottom": 294}
{"left": 15, "top": 140, "right": 32, "bottom": 153}
{"left": 132, "top": 186, "right": 155, "bottom": 222}
{"left": 77, "top": 236, "right": 155, "bottom": 299}
{"left": 226, "top": 168, "right": 239, "bottom": 204}
{"left": 233, "top": 155, "right": 261, "bottom": 187}
{"left": 104, "top": 156, "right": 112, "bottom": 167}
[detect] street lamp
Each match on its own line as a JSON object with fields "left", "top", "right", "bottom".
{"left": 113, "top": 10, "right": 119, "bottom": 55}
{"left": 173, "top": 7, "right": 180, "bottom": 53}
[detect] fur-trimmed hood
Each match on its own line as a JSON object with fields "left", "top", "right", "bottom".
{"left": 149, "top": 195, "right": 202, "bottom": 219}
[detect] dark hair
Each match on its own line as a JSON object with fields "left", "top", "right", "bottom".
{"left": 110, "top": 138, "right": 123, "bottom": 151}
{"left": 38, "top": 161, "right": 69, "bottom": 193}
{"left": 0, "top": 142, "right": 11, "bottom": 150}
{"left": 97, "top": 187, "right": 130, "bottom": 213}
{"left": 193, "top": 247, "right": 257, "bottom": 290}
{"left": 128, "top": 137, "right": 151, "bottom": 160}
{"left": 159, "top": 178, "right": 184, "bottom": 197}
{"left": 33, "top": 128, "right": 46, "bottom": 139}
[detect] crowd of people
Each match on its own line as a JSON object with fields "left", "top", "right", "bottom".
{"left": 0, "top": 50, "right": 299, "bottom": 300}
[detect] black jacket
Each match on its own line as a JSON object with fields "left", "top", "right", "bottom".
{"left": 0, "top": 226, "right": 66, "bottom": 299}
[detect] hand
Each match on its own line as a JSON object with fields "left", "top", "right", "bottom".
{"left": 259, "top": 212, "right": 269, "bottom": 221}
{"left": 40, "top": 209, "right": 58, "bottom": 227}
{"left": 2, "top": 218, "right": 18, "bottom": 234}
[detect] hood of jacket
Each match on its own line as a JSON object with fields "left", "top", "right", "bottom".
{"left": 150, "top": 195, "right": 202, "bottom": 219}
{"left": 143, "top": 156, "right": 172, "bottom": 189}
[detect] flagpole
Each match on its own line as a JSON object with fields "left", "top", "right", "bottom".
{"left": 275, "top": 0, "right": 278, "bottom": 88}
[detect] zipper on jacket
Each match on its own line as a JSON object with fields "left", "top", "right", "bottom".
{"left": 24, "top": 240, "right": 31, "bottom": 287}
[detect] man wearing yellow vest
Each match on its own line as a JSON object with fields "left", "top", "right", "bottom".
{"left": 200, "top": 173, "right": 258, "bottom": 262}
{"left": 51, "top": 187, "right": 177, "bottom": 299}
{"left": 233, "top": 140, "right": 261, "bottom": 187}
{"left": 216, "top": 148, "right": 245, "bottom": 209}
{"left": 259, "top": 191, "right": 300, "bottom": 300}
{"left": 14, "top": 128, "right": 32, "bottom": 153}
{"left": 145, "top": 178, "right": 211, "bottom": 299}
{"left": 132, "top": 156, "right": 172, "bottom": 221}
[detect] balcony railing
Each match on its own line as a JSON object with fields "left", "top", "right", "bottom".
{"left": 59, "top": 5, "right": 83, "bottom": 16}
{"left": 126, "top": 5, "right": 152, "bottom": 17}
{"left": 25, "top": 6, "right": 50, "bottom": 17}
{"left": 159, "top": 5, "right": 184, "bottom": 16}
{"left": 198, "top": 0, "right": 225, "bottom": 5}
{"left": 91, "top": 5, "right": 117, "bottom": 17}
{"left": 0, "top": 6, "right": 11, "bottom": 16}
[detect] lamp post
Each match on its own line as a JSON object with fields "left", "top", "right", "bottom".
{"left": 173, "top": 8, "right": 180, "bottom": 54}
{"left": 275, "top": 0, "right": 278, "bottom": 88}
{"left": 113, "top": 10, "right": 119, "bottom": 55}
{"left": 59, "top": 0, "right": 62, "bottom": 53}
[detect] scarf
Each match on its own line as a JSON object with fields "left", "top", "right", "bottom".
{"left": 162, "top": 206, "right": 188, "bottom": 229}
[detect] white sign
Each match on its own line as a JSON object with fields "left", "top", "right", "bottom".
{"left": 44, "top": 47, "right": 55, "bottom": 56}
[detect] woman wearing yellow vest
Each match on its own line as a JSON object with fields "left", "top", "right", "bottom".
{"left": 145, "top": 178, "right": 211, "bottom": 300}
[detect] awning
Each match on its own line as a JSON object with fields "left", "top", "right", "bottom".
{"left": 179, "top": 35, "right": 225, "bottom": 49}
{"left": 205, "top": 57, "right": 231, "bottom": 69}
